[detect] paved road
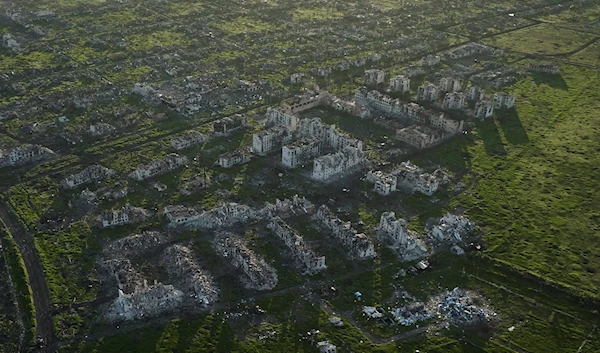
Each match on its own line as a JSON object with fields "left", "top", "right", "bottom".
{"left": 0, "top": 200, "right": 56, "bottom": 353}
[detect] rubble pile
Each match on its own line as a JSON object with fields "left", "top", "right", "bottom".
{"left": 431, "top": 288, "right": 494, "bottom": 326}
{"left": 392, "top": 302, "right": 432, "bottom": 326}
{"left": 104, "top": 231, "right": 167, "bottom": 259}
{"left": 160, "top": 245, "right": 218, "bottom": 305}
{"left": 179, "top": 173, "right": 211, "bottom": 195}
{"left": 98, "top": 258, "right": 145, "bottom": 294}
{"left": 129, "top": 153, "right": 188, "bottom": 181}
{"left": 105, "top": 283, "right": 184, "bottom": 322}
{"left": 100, "top": 204, "right": 150, "bottom": 228}
{"left": 214, "top": 233, "right": 278, "bottom": 290}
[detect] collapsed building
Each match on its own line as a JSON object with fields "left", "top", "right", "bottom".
{"left": 129, "top": 154, "right": 188, "bottom": 181}
{"left": 392, "top": 161, "right": 446, "bottom": 196}
{"left": 179, "top": 173, "right": 210, "bottom": 195}
{"left": 266, "top": 217, "right": 326, "bottom": 274}
{"left": 388, "top": 75, "right": 411, "bottom": 93}
{"left": 364, "top": 69, "right": 385, "bottom": 85}
{"left": 426, "top": 213, "right": 475, "bottom": 246}
{"left": 366, "top": 170, "right": 397, "bottom": 196}
{"left": 104, "top": 231, "right": 167, "bottom": 258}
{"left": 417, "top": 84, "right": 438, "bottom": 102}
{"left": 171, "top": 131, "right": 208, "bottom": 150}
{"left": 261, "top": 195, "right": 316, "bottom": 218}
{"left": 0, "top": 144, "right": 55, "bottom": 168}
{"left": 314, "top": 205, "right": 376, "bottom": 259}
{"left": 396, "top": 125, "right": 446, "bottom": 149}
{"left": 164, "top": 205, "right": 201, "bottom": 224}
{"left": 265, "top": 107, "right": 299, "bottom": 131}
{"left": 161, "top": 245, "right": 218, "bottom": 305}
{"left": 100, "top": 204, "right": 149, "bottom": 228}
{"left": 377, "top": 212, "right": 427, "bottom": 261}
{"left": 281, "top": 88, "right": 330, "bottom": 116}
{"left": 281, "top": 138, "right": 322, "bottom": 168}
{"left": 61, "top": 164, "right": 115, "bottom": 189}
{"left": 183, "top": 203, "right": 259, "bottom": 229}
{"left": 105, "top": 282, "right": 184, "bottom": 322}
{"left": 212, "top": 114, "right": 248, "bottom": 136}
{"left": 214, "top": 232, "right": 278, "bottom": 290}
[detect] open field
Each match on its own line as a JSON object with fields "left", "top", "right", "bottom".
{"left": 483, "top": 23, "right": 597, "bottom": 55}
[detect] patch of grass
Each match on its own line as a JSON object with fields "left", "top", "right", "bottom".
{"left": 211, "top": 17, "right": 276, "bottom": 35}
{"left": 483, "top": 23, "right": 596, "bottom": 55}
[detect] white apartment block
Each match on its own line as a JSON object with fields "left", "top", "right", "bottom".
{"left": 312, "top": 147, "right": 364, "bottom": 182}
{"left": 442, "top": 92, "right": 465, "bottom": 110}
{"left": 417, "top": 84, "right": 438, "bottom": 101}
{"left": 265, "top": 107, "right": 299, "bottom": 131}
{"left": 364, "top": 69, "right": 385, "bottom": 85}
{"left": 493, "top": 92, "right": 515, "bottom": 109}
{"left": 439, "top": 77, "right": 461, "bottom": 93}
{"left": 474, "top": 99, "right": 494, "bottom": 119}
{"left": 281, "top": 138, "right": 321, "bottom": 168}
{"left": 252, "top": 126, "right": 293, "bottom": 155}
{"left": 389, "top": 75, "right": 411, "bottom": 93}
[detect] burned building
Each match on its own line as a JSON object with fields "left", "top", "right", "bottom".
{"left": 212, "top": 114, "right": 248, "bottom": 136}
{"left": 366, "top": 170, "right": 397, "bottom": 196}
{"left": 393, "top": 161, "right": 442, "bottom": 196}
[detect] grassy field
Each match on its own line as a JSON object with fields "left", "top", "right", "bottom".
{"left": 568, "top": 41, "right": 600, "bottom": 66}
{"left": 483, "top": 23, "right": 597, "bottom": 55}
{"left": 412, "top": 63, "right": 600, "bottom": 298}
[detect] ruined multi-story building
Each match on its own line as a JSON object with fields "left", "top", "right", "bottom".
{"left": 214, "top": 233, "right": 278, "bottom": 290}
{"left": 312, "top": 146, "right": 364, "bottom": 182}
{"left": 217, "top": 149, "right": 250, "bottom": 168}
{"left": 417, "top": 84, "right": 438, "bottom": 102}
{"left": 267, "top": 217, "right": 326, "bottom": 274}
{"left": 389, "top": 75, "right": 411, "bottom": 93}
{"left": 439, "top": 77, "right": 462, "bottom": 93}
{"left": 315, "top": 205, "right": 376, "bottom": 259}
{"left": 212, "top": 114, "right": 248, "bottom": 136}
{"left": 378, "top": 212, "right": 427, "bottom": 260}
{"left": 161, "top": 245, "right": 218, "bottom": 305}
{"left": 164, "top": 205, "right": 201, "bottom": 224}
{"left": 252, "top": 126, "right": 293, "bottom": 155}
{"left": 426, "top": 213, "right": 475, "bottom": 245}
{"left": 106, "top": 283, "right": 184, "bottom": 322}
{"left": 493, "top": 92, "right": 515, "bottom": 109}
{"left": 61, "top": 164, "right": 115, "bottom": 189}
{"left": 100, "top": 204, "right": 149, "bottom": 228}
{"left": 265, "top": 107, "right": 299, "bottom": 131}
{"left": 0, "top": 144, "right": 55, "bottom": 167}
{"left": 396, "top": 125, "right": 445, "bottom": 149}
{"left": 129, "top": 154, "right": 187, "bottom": 181}
{"left": 366, "top": 170, "right": 397, "bottom": 196}
{"left": 282, "top": 138, "right": 322, "bottom": 168}
{"left": 282, "top": 88, "right": 330, "bottom": 115}
{"left": 364, "top": 69, "right": 385, "bottom": 85}
{"left": 466, "top": 86, "right": 484, "bottom": 102}
{"left": 442, "top": 92, "right": 465, "bottom": 110}
{"left": 171, "top": 131, "right": 208, "bottom": 150}
{"left": 179, "top": 173, "right": 210, "bottom": 195}
{"left": 187, "top": 203, "right": 258, "bottom": 229}
{"left": 298, "top": 118, "right": 364, "bottom": 151}
{"left": 393, "top": 161, "right": 441, "bottom": 196}
{"left": 261, "top": 195, "right": 316, "bottom": 218}
{"left": 474, "top": 99, "right": 494, "bottom": 119}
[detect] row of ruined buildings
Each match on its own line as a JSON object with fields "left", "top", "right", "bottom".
{"left": 365, "top": 161, "right": 448, "bottom": 196}
{"left": 0, "top": 144, "right": 55, "bottom": 168}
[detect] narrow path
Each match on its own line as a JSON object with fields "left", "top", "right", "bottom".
{"left": 0, "top": 200, "right": 56, "bottom": 353}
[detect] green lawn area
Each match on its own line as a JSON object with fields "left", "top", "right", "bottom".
{"left": 418, "top": 63, "right": 600, "bottom": 297}
{"left": 483, "top": 24, "right": 596, "bottom": 55}
{"left": 568, "top": 41, "right": 600, "bottom": 66}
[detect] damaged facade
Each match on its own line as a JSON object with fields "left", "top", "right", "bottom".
{"left": 214, "top": 232, "right": 278, "bottom": 290}
{"left": 100, "top": 204, "right": 149, "bottom": 228}
{"left": 212, "top": 114, "right": 248, "bottom": 136}
{"left": 377, "top": 212, "right": 427, "bottom": 261}
{"left": 252, "top": 126, "right": 293, "bottom": 155}
{"left": 171, "top": 131, "right": 208, "bottom": 150}
{"left": 129, "top": 153, "right": 188, "bottom": 181}
{"left": 0, "top": 144, "right": 55, "bottom": 167}
{"left": 267, "top": 217, "right": 326, "bottom": 274}
{"left": 61, "top": 164, "right": 115, "bottom": 189}
{"left": 315, "top": 205, "right": 375, "bottom": 259}
{"left": 217, "top": 149, "right": 251, "bottom": 168}
{"left": 426, "top": 213, "right": 475, "bottom": 246}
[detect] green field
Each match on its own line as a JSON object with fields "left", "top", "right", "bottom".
{"left": 483, "top": 23, "right": 597, "bottom": 55}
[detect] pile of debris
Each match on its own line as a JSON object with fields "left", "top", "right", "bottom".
{"left": 392, "top": 302, "right": 432, "bottom": 326}
{"left": 426, "top": 213, "right": 475, "bottom": 249}
{"left": 430, "top": 288, "right": 495, "bottom": 326}
{"left": 104, "top": 231, "right": 167, "bottom": 259}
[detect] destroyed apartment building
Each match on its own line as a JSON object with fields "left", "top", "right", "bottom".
{"left": 171, "top": 131, "right": 208, "bottom": 150}
{"left": 261, "top": 195, "right": 316, "bottom": 218}
{"left": 0, "top": 144, "right": 55, "bottom": 168}
{"left": 426, "top": 213, "right": 475, "bottom": 247}
{"left": 217, "top": 148, "right": 251, "bottom": 168}
{"left": 161, "top": 244, "right": 219, "bottom": 305}
{"left": 252, "top": 126, "right": 293, "bottom": 155}
{"left": 214, "top": 233, "right": 278, "bottom": 290}
{"left": 129, "top": 153, "right": 188, "bottom": 181}
{"left": 281, "top": 88, "right": 331, "bottom": 116}
{"left": 164, "top": 205, "right": 201, "bottom": 224}
{"left": 61, "top": 164, "right": 115, "bottom": 189}
{"left": 183, "top": 203, "right": 259, "bottom": 229}
{"left": 527, "top": 62, "right": 560, "bottom": 75}
{"left": 377, "top": 212, "right": 427, "bottom": 261}
{"left": 105, "top": 282, "right": 184, "bottom": 322}
{"left": 212, "top": 114, "right": 248, "bottom": 136}
{"left": 312, "top": 146, "right": 365, "bottom": 182}
{"left": 267, "top": 217, "right": 326, "bottom": 274}
{"left": 315, "top": 205, "right": 376, "bottom": 259}
{"left": 392, "top": 161, "right": 447, "bottom": 196}
{"left": 365, "top": 170, "right": 397, "bottom": 196}
{"left": 100, "top": 204, "right": 149, "bottom": 228}
{"left": 179, "top": 173, "right": 210, "bottom": 195}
